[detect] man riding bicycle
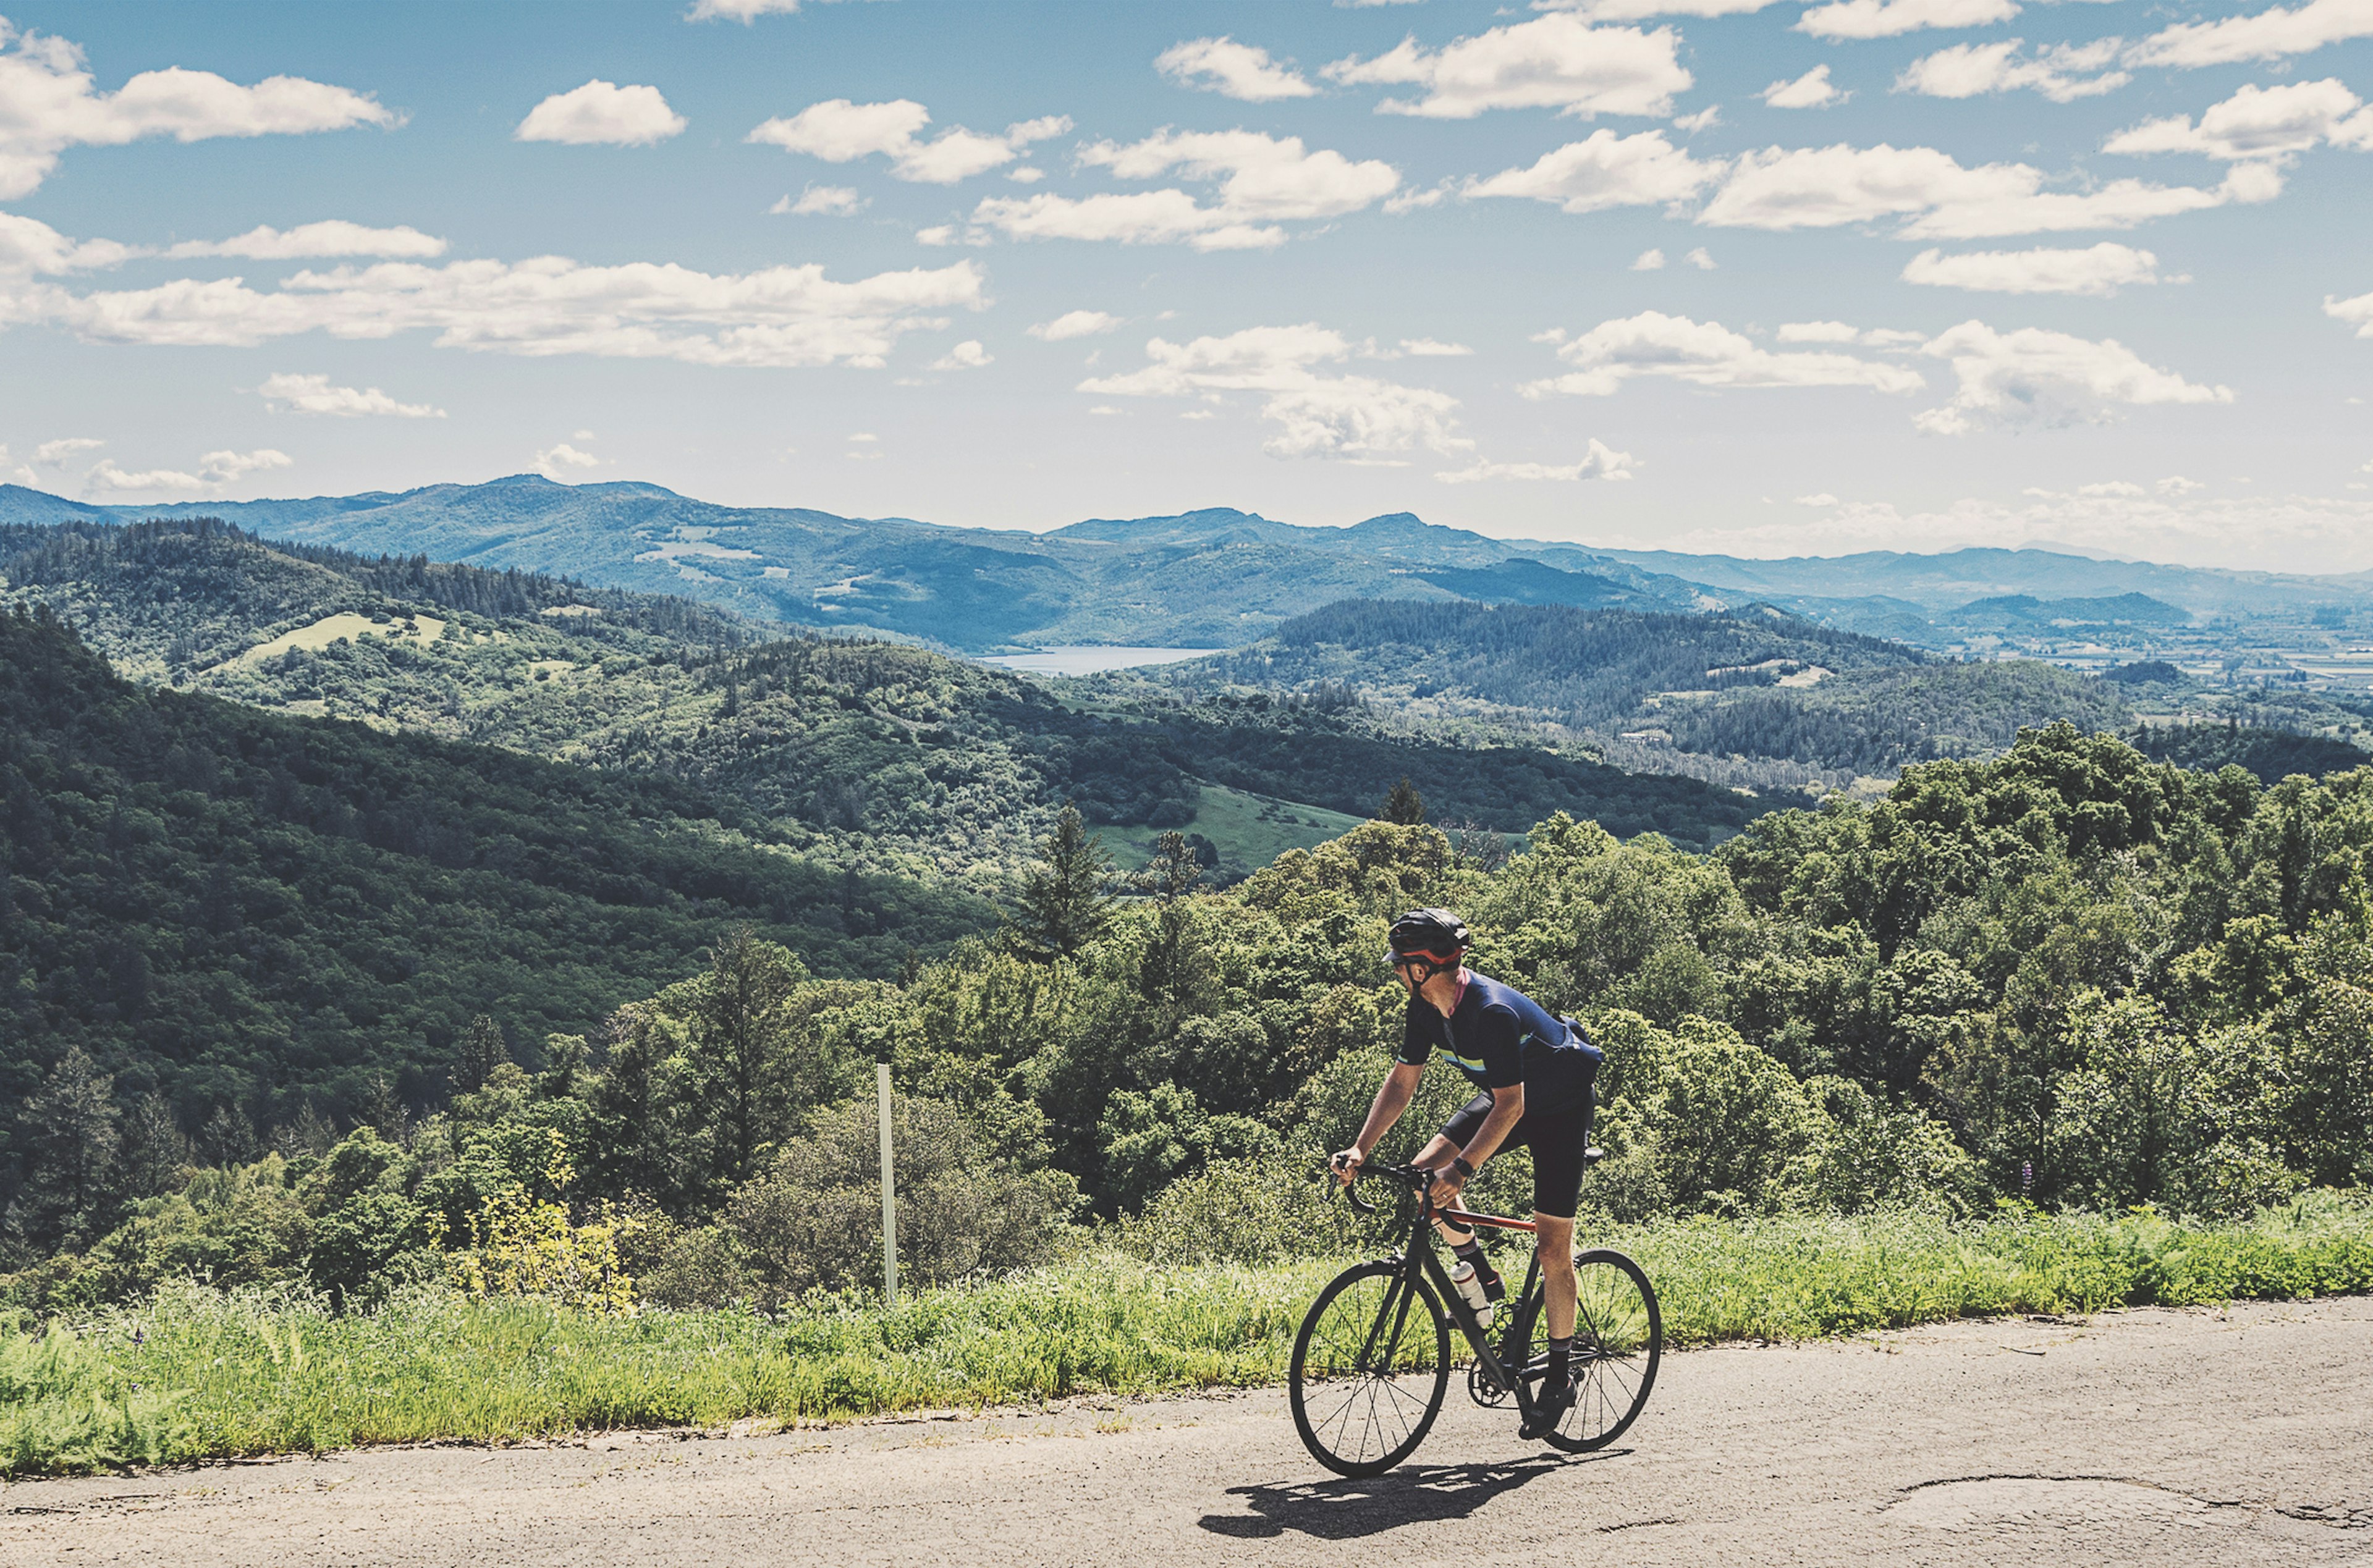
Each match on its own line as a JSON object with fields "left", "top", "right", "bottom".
{"left": 1332, "top": 908, "right": 1603, "bottom": 1440}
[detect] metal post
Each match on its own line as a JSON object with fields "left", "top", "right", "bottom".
{"left": 878, "top": 1059, "right": 898, "bottom": 1305}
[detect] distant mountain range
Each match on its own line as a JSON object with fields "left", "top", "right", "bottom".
{"left": 4, "top": 478, "right": 2367, "bottom": 655}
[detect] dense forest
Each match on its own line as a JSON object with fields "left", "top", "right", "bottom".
{"left": 9, "top": 721, "right": 2370, "bottom": 1314}
{"left": 0, "top": 607, "right": 994, "bottom": 1137}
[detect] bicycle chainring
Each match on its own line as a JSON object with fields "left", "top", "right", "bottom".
{"left": 1466, "top": 1362, "right": 1508, "bottom": 1407}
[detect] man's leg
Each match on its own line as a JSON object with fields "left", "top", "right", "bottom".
{"left": 1535, "top": 1212, "right": 1577, "bottom": 1340}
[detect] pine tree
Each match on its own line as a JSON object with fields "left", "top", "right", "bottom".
{"left": 121, "top": 1093, "right": 192, "bottom": 1197}
{"left": 454, "top": 1014, "right": 510, "bottom": 1095}
{"left": 1012, "top": 805, "right": 1116, "bottom": 961}
{"left": 10, "top": 1047, "right": 122, "bottom": 1251}
{"left": 1382, "top": 776, "right": 1426, "bottom": 825}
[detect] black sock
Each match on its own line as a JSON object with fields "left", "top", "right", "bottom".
{"left": 1546, "top": 1335, "right": 1574, "bottom": 1389}
{"left": 1453, "top": 1237, "right": 1484, "bottom": 1264}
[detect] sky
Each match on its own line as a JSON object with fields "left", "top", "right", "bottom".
{"left": 1, "top": 1, "right": 2371, "bottom": 571}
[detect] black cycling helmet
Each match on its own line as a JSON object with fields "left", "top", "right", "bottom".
{"left": 1387, "top": 908, "right": 1470, "bottom": 980}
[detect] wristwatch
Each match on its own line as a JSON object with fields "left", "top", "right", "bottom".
{"left": 1449, "top": 1156, "right": 1476, "bottom": 1182}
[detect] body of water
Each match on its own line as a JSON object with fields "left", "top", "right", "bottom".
{"left": 978, "top": 646, "right": 1222, "bottom": 677}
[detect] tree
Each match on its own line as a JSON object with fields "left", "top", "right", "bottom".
{"left": 8, "top": 1047, "right": 123, "bottom": 1252}
{"left": 684, "top": 927, "right": 805, "bottom": 1190}
{"left": 1382, "top": 776, "right": 1426, "bottom": 825}
{"left": 454, "top": 1014, "right": 510, "bottom": 1095}
{"left": 121, "top": 1093, "right": 192, "bottom": 1199}
{"left": 1011, "top": 805, "right": 1115, "bottom": 960}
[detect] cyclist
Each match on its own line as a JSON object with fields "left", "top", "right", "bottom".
{"left": 1331, "top": 908, "right": 1603, "bottom": 1439}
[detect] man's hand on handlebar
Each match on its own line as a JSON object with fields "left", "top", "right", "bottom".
{"left": 1424, "top": 1164, "right": 1466, "bottom": 1209}
{"left": 1329, "top": 1147, "right": 1365, "bottom": 1187}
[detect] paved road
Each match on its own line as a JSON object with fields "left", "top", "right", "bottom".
{"left": 7, "top": 1297, "right": 2371, "bottom": 1567}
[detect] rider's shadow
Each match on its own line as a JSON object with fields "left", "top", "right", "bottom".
{"left": 1198, "top": 1452, "right": 1628, "bottom": 1541}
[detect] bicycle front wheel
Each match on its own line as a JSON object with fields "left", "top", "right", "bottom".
{"left": 1519, "top": 1247, "right": 1662, "bottom": 1453}
{"left": 1288, "top": 1260, "right": 1452, "bottom": 1477}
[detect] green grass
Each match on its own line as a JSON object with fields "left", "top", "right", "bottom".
{"left": 7, "top": 1195, "right": 2371, "bottom": 1477}
{"left": 1105, "top": 784, "right": 1368, "bottom": 877}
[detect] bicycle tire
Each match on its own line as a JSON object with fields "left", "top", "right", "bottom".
{"left": 1289, "top": 1260, "right": 1453, "bottom": 1477}
{"left": 1515, "top": 1247, "right": 1662, "bottom": 1452}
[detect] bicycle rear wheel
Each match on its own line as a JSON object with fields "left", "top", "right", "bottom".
{"left": 1288, "top": 1261, "right": 1452, "bottom": 1477}
{"left": 1517, "top": 1247, "right": 1661, "bottom": 1452}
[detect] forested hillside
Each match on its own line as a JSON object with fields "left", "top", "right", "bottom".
{"left": 1128, "top": 599, "right": 2134, "bottom": 786}
{"left": 0, "top": 606, "right": 994, "bottom": 1137}
{"left": 11, "top": 724, "right": 2371, "bottom": 1312}
{"left": 4, "top": 518, "right": 1781, "bottom": 879}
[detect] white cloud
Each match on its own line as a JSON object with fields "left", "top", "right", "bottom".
{"left": 929, "top": 339, "right": 991, "bottom": 370}
{"left": 1466, "top": 129, "right": 1722, "bottom": 213}
{"left": 35, "top": 436, "right": 103, "bottom": 463}
{"left": 164, "top": 220, "right": 447, "bottom": 259}
{"left": 1671, "top": 105, "right": 1723, "bottom": 133}
{"left": 1323, "top": 15, "right": 1692, "bottom": 120}
{"left": 535, "top": 442, "right": 601, "bottom": 478}
{"left": 0, "top": 255, "right": 986, "bottom": 368}
{"left": 1156, "top": 37, "right": 1316, "bottom": 101}
{"left": 2078, "top": 479, "right": 2146, "bottom": 496}
{"left": 1762, "top": 65, "right": 1848, "bottom": 109}
{"left": 1030, "top": 310, "right": 1123, "bottom": 341}
{"left": 973, "top": 129, "right": 1399, "bottom": 250}
{"left": 1914, "top": 320, "right": 2233, "bottom": 434}
{"left": 0, "top": 213, "right": 132, "bottom": 275}
{"left": 1901, "top": 242, "right": 2166, "bottom": 295}
{"left": 2104, "top": 80, "right": 2373, "bottom": 162}
{"left": 1538, "top": 0, "right": 1784, "bottom": 17}
{"left": 87, "top": 459, "right": 206, "bottom": 494}
{"left": 1632, "top": 247, "right": 1667, "bottom": 269}
{"left": 82, "top": 445, "right": 292, "bottom": 494}
{"left": 1683, "top": 245, "right": 1717, "bottom": 269}
{"left": 1896, "top": 40, "right": 2128, "bottom": 102}
{"left": 2126, "top": 0, "right": 2373, "bottom": 69}
{"left": 259, "top": 371, "right": 444, "bottom": 418}
{"left": 2160, "top": 475, "right": 2206, "bottom": 494}
{"left": 1401, "top": 338, "right": 1473, "bottom": 356}
{"left": 690, "top": 0, "right": 875, "bottom": 19}
{"left": 1698, "top": 141, "right": 2270, "bottom": 238}
{"left": 1436, "top": 440, "right": 1636, "bottom": 483}
{"left": 200, "top": 447, "right": 294, "bottom": 482}
{"left": 2327, "top": 289, "right": 2373, "bottom": 336}
{"left": 747, "top": 99, "right": 1067, "bottom": 184}
{"left": 1521, "top": 311, "right": 1927, "bottom": 398}
{"left": 0, "top": 19, "right": 395, "bottom": 200}
{"left": 1775, "top": 321, "right": 1863, "bottom": 342}
{"left": 1080, "top": 323, "right": 1471, "bottom": 460}
{"left": 774, "top": 185, "right": 866, "bottom": 216}
{"left": 1797, "top": 0, "right": 2021, "bottom": 41}
{"left": 516, "top": 80, "right": 685, "bottom": 146}
{"left": 1795, "top": 492, "right": 1840, "bottom": 505}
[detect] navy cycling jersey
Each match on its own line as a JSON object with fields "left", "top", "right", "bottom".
{"left": 1397, "top": 971, "right": 1602, "bottom": 1115}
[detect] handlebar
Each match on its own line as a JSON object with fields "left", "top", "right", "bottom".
{"left": 1328, "top": 1158, "right": 1432, "bottom": 1216}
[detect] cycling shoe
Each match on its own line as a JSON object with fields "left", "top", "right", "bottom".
{"left": 1518, "top": 1379, "right": 1574, "bottom": 1441}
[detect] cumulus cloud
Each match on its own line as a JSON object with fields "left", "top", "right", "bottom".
{"left": 1896, "top": 39, "right": 2128, "bottom": 102}
{"left": 535, "top": 442, "right": 601, "bottom": 477}
{"left": 1632, "top": 247, "right": 1667, "bottom": 269}
{"left": 259, "top": 371, "right": 444, "bottom": 418}
{"left": 929, "top": 339, "right": 991, "bottom": 370}
{"left": 0, "top": 19, "right": 395, "bottom": 200}
{"left": 1683, "top": 246, "right": 1717, "bottom": 269}
{"left": 200, "top": 447, "right": 294, "bottom": 481}
{"left": 971, "top": 129, "right": 1400, "bottom": 250}
{"left": 1537, "top": 0, "right": 1785, "bottom": 16}
{"left": 2327, "top": 289, "right": 2373, "bottom": 336}
{"left": 0, "top": 213, "right": 132, "bottom": 276}
{"left": 1466, "top": 129, "right": 1722, "bottom": 213}
{"left": 1762, "top": 65, "right": 1848, "bottom": 109}
{"left": 1323, "top": 15, "right": 1692, "bottom": 120}
{"left": 1797, "top": 0, "right": 2021, "bottom": 41}
{"left": 2104, "top": 80, "right": 2373, "bottom": 162}
{"left": 35, "top": 436, "right": 104, "bottom": 463}
{"left": 1028, "top": 310, "right": 1122, "bottom": 340}
{"left": 1698, "top": 141, "right": 2272, "bottom": 238}
{"left": 1401, "top": 338, "right": 1473, "bottom": 356}
{"left": 2126, "top": 0, "right": 2373, "bottom": 69}
{"left": 1914, "top": 320, "right": 2233, "bottom": 434}
{"left": 0, "top": 255, "right": 986, "bottom": 368}
{"left": 164, "top": 220, "right": 447, "bottom": 259}
{"left": 774, "top": 185, "right": 865, "bottom": 216}
{"left": 689, "top": 0, "right": 871, "bottom": 19}
{"left": 1436, "top": 440, "right": 1636, "bottom": 483}
{"left": 1521, "top": 311, "right": 1927, "bottom": 398}
{"left": 1080, "top": 323, "right": 1471, "bottom": 461}
{"left": 1901, "top": 242, "right": 2167, "bottom": 295}
{"left": 747, "top": 99, "right": 1068, "bottom": 183}
{"left": 516, "top": 80, "right": 685, "bottom": 146}
{"left": 83, "top": 446, "right": 293, "bottom": 494}
{"left": 1156, "top": 37, "right": 1315, "bottom": 101}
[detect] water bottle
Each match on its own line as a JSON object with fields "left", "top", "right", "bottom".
{"left": 1450, "top": 1260, "right": 1495, "bottom": 1329}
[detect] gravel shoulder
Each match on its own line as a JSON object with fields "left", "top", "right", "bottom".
{"left": 7, "top": 1296, "right": 2371, "bottom": 1567}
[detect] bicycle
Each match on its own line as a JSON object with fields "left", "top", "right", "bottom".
{"left": 1287, "top": 1157, "right": 1662, "bottom": 1478}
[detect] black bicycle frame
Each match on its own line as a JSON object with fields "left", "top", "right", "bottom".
{"left": 1357, "top": 1171, "right": 1544, "bottom": 1411}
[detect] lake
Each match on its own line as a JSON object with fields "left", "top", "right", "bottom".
{"left": 977, "top": 646, "right": 1223, "bottom": 677}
